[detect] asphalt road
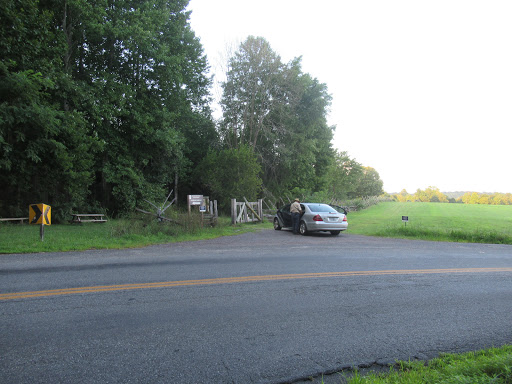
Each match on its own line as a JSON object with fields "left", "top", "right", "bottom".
{"left": 1, "top": 230, "right": 511, "bottom": 383}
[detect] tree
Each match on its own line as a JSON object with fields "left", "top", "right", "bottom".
{"left": 355, "top": 167, "right": 384, "bottom": 197}
{"left": 491, "top": 193, "right": 507, "bottom": 205}
{"left": 425, "top": 186, "right": 448, "bottom": 203}
{"left": 0, "top": 0, "right": 97, "bottom": 219}
{"left": 412, "top": 187, "right": 448, "bottom": 203}
{"left": 396, "top": 189, "right": 409, "bottom": 202}
{"left": 323, "top": 151, "right": 363, "bottom": 200}
{"left": 279, "top": 68, "right": 335, "bottom": 191}
{"left": 461, "top": 192, "right": 472, "bottom": 204}
{"left": 220, "top": 36, "right": 334, "bottom": 192}
{"left": 479, "top": 194, "right": 490, "bottom": 205}
{"left": 195, "top": 145, "right": 262, "bottom": 212}
{"left": 220, "top": 36, "right": 284, "bottom": 150}
{"left": 0, "top": 0, "right": 215, "bottom": 218}
{"left": 66, "top": 0, "right": 214, "bottom": 212}
{"left": 469, "top": 192, "right": 480, "bottom": 205}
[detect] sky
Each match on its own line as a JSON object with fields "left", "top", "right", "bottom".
{"left": 187, "top": 0, "right": 512, "bottom": 194}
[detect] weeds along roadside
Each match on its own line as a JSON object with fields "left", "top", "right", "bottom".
{"left": 0, "top": 213, "right": 272, "bottom": 254}
{"left": 371, "top": 226, "right": 512, "bottom": 245}
{"left": 342, "top": 345, "right": 512, "bottom": 384}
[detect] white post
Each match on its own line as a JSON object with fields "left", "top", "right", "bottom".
{"left": 231, "top": 199, "right": 236, "bottom": 225}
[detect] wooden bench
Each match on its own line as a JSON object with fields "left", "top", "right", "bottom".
{"left": 0, "top": 217, "right": 29, "bottom": 224}
{"left": 70, "top": 214, "right": 107, "bottom": 224}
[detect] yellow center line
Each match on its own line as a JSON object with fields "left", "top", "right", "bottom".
{"left": 1, "top": 268, "right": 511, "bottom": 301}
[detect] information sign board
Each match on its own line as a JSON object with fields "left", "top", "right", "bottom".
{"left": 188, "top": 195, "right": 203, "bottom": 206}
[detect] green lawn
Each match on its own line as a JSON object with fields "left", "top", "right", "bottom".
{"left": 0, "top": 216, "right": 272, "bottom": 254}
{"left": 3, "top": 202, "right": 512, "bottom": 253}
{"left": 344, "top": 345, "right": 512, "bottom": 384}
{"left": 347, "top": 202, "right": 512, "bottom": 244}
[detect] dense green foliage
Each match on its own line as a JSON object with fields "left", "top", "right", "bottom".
{"left": 219, "top": 36, "right": 336, "bottom": 192}
{"left": 324, "top": 151, "right": 383, "bottom": 199}
{"left": 1, "top": 0, "right": 215, "bottom": 220}
{"left": 216, "top": 36, "right": 384, "bottom": 201}
{"left": 195, "top": 144, "right": 262, "bottom": 211}
{"left": 1, "top": 4, "right": 384, "bottom": 221}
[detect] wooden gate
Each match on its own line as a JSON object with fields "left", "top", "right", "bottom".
{"left": 231, "top": 198, "right": 263, "bottom": 224}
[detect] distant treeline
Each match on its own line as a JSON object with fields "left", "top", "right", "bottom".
{"left": 390, "top": 187, "right": 512, "bottom": 205}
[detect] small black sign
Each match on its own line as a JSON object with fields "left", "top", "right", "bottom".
{"left": 402, "top": 216, "right": 409, "bottom": 222}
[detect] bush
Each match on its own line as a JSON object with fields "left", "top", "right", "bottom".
{"left": 195, "top": 145, "right": 262, "bottom": 212}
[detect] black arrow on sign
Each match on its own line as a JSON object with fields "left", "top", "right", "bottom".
{"left": 31, "top": 204, "right": 42, "bottom": 224}
{"left": 43, "top": 205, "right": 50, "bottom": 224}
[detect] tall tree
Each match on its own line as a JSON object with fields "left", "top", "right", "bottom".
{"left": 281, "top": 68, "right": 334, "bottom": 191}
{"left": 220, "top": 36, "right": 283, "bottom": 150}
{"left": 323, "top": 151, "right": 363, "bottom": 199}
{"left": 66, "top": 0, "right": 214, "bottom": 212}
{"left": 1, "top": 0, "right": 215, "bottom": 218}
{"left": 219, "top": 36, "right": 334, "bottom": 192}
{"left": 0, "top": 0, "right": 97, "bottom": 219}
{"left": 355, "top": 167, "right": 384, "bottom": 197}
{"left": 195, "top": 144, "right": 262, "bottom": 212}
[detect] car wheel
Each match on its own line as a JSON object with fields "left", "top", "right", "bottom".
{"left": 273, "top": 218, "right": 281, "bottom": 230}
{"left": 299, "top": 221, "right": 308, "bottom": 236}
{"left": 330, "top": 230, "right": 341, "bottom": 236}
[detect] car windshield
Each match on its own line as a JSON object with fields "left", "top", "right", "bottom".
{"left": 306, "top": 204, "right": 337, "bottom": 213}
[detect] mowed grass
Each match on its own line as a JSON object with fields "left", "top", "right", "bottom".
{"left": 345, "top": 345, "right": 512, "bottom": 384}
{"left": 0, "top": 216, "right": 272, "bottom": 254}
{"left": 2, "top": 202, "right": 511, "bottom": 253}
{"left": 347, "top": 202, "right": 512, "bottom": 244}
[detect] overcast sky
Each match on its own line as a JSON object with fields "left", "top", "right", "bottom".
{"left": 187, "top": 0, "right": 512, "bottom": 193}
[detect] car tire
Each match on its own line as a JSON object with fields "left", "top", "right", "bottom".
{"left": 299, "top": 221, "right": 308, "bottom": 236}
{"left": 330, "top": 230, "right": 341, "bottom": 236}
{"left": 273, "top": 218, "right": 282, "bottom": 230}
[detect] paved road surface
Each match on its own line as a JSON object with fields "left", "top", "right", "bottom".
{"left": 1, "top": 230, "right": 511, "bottom": 383}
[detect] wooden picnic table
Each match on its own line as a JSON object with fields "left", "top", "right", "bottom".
{"left": 0, "top": 217, "right": 29, "bottom": 224}
{"left": 70, "top": 214, "right": 107, "bottom": 224}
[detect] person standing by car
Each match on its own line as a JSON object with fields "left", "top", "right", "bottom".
{"left": 290, "top": 198, "right": 302, "bottom": 234}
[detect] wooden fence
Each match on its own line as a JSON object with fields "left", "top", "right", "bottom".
{"left": 204, "top": 199, "right": 219, "bottom": 226}
{"left": 231, "top": 198, "right": 263, "bottom": 224}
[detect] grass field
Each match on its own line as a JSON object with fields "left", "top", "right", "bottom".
{"left": 347, "top": 202, "right": 512, "bottom": 244}
{"left": 0, "top": 215, "right": 271, "bottom": 254}
{"left": 2, "top": 202, "right": 512, "bottom": 253}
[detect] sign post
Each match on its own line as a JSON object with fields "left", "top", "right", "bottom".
{"left": 187, "top": 195, "right": 203, "bottom": 216}
{"left": 29, "top": 204, "right": 51, "bottom": 241}
{"left": 402, "top": 215, "right": 409, "bottom": 227}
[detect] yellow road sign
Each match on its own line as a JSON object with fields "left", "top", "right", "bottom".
{"left": 29, "top": 204, "right": 51, "bottom": 225}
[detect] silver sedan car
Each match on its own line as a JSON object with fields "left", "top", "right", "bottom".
{"left": 274, "top": 203, "right": 348, "bottom": 236}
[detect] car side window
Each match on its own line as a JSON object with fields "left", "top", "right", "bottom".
{"left": 281, "top": 204, "right": 291, "bottom": 213}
